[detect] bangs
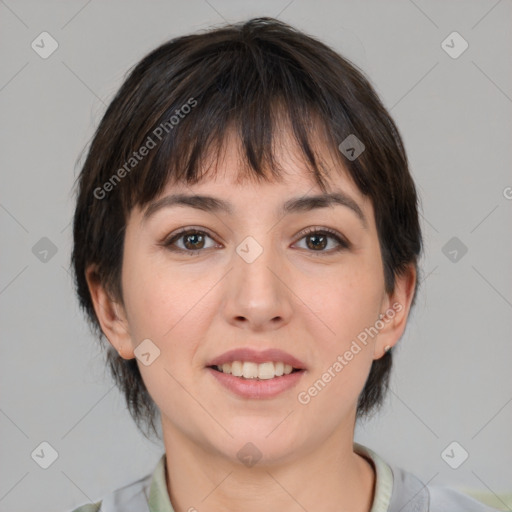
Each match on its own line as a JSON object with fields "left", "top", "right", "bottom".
{"left": 113, "top": 32, "right": 366, "bottom": 216}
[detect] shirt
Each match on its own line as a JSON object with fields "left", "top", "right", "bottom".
{"left": 68, "top": 442, "right": 499, "bottom": 511}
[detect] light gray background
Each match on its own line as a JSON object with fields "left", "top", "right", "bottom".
{"left": 1, "top": 1, "right": 511, "bottom": 511}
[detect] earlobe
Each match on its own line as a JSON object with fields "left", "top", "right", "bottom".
{"left": 373, "top": 265, "right": 417, "bottom": 359}
{"left": 85, "top": 266, "right": 135, "bottom": 360}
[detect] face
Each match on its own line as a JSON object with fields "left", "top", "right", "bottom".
{"left": 88, "top": 129, "right": 414, "bottom": 466}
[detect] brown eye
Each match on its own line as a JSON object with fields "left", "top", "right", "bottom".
{"left": 305, "top": 233, "right": 328, "bottom": 251}
{"left": 182, "top": 232, "right": 206, "bottom": 250}
{"left": 164, "top": 229, "right": 217, "bottom": 254}
{"left": 295, "top": 228, "right": 350, "bottom": 254}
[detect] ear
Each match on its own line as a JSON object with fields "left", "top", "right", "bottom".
{"left": 373, "top": 264, "right": 417, "bottom": 360}
{"left": 85, "top": 265, "right": 135, "bottom": 360}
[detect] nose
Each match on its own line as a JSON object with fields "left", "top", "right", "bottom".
{"left": 222, "top": 236, "right": 293, "bottom": 331}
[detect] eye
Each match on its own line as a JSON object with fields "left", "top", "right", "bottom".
{"left": 161, "top": 226, "right": 350, "bottom": 256}
{"left": 162, "top": 228, "right": 219, "bottom": 254}
{"left": 294, "top": 227, "right": 350, "bottom": 254}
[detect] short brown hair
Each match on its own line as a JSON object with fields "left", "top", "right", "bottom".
{"left": 71, "top": 17, "right": 422, "bottom": 439}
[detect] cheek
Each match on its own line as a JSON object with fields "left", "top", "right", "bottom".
{"left": 122, "top": 246, "right": 195, "bottom": 336}
{"left": 125, "top": 269, "right": 212, "bottom": 415}
{"left": 295, "top": 268, "right": 382, "bottom": 414}
{"left": 302, "top": 258, "right": 384, "bottom": 342}
{"left": 122, "top": 258, "right": 219, "bottom": 376}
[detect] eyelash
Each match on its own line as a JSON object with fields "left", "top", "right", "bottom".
{"left": 161, "top": 226, "right": 350, "bottom": 256}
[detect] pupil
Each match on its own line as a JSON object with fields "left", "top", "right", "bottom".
{"left": 307, "top": 234, "right": 326, "bottom": 250}
{"left": 185, "top": 233, "right": 203, "bottom": 250}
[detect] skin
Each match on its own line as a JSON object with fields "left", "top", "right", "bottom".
{"left": 87, "top": 128, "right": 416, "bottom": 512}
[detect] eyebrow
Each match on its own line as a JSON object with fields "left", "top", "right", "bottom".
{"left": 142, "top": 191, "right": 367, "bottom": 227}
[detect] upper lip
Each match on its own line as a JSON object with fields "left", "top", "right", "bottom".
{"left": 206, "top": 348, "right": 306, "bottom": 370}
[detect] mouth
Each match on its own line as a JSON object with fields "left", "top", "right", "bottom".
{"left": 205, "top": 348, "right": 307, "bottom": 398}
{"left": 208, "top": 361, "right": 304, "bottom": 380}
{"left": 206, "top": 362, "right": 306, "bottom": 399}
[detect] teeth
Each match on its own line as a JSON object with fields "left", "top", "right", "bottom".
{"left": 231, "top": 361, "right": 243, "bottom": 377}
{"left": 215, "top": 361, "right": 296, "bottom": 379}
{"left": 257, "top": 362, "right": 275, "bottom": 379}
{"left": 243, "top": 362, "right": 259, "bottom": 379}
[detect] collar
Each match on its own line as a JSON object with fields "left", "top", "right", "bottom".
{"left": 354, "top": 442, "right": 394, "bottom": 512}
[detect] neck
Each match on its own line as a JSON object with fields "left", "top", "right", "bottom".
{"left": 161, "top": 419, "right": 376, "bottom": 512}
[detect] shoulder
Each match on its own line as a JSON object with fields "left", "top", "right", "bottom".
{"left": 390, "top": 464, "right": 501, "bottom": 512}
{"left": 68, "top": 472, "right": 152, "bottom": 512}
{"left": 428, "top": 484, "right": 502, "bottom": 512}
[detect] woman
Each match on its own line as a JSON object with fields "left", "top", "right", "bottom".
{"left": 69, "top": 17, "right": 496, "bottom": 512}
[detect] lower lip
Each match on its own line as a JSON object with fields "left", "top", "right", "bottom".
{"left": 207, "top": 367, "right": 306, "bottom": 399}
